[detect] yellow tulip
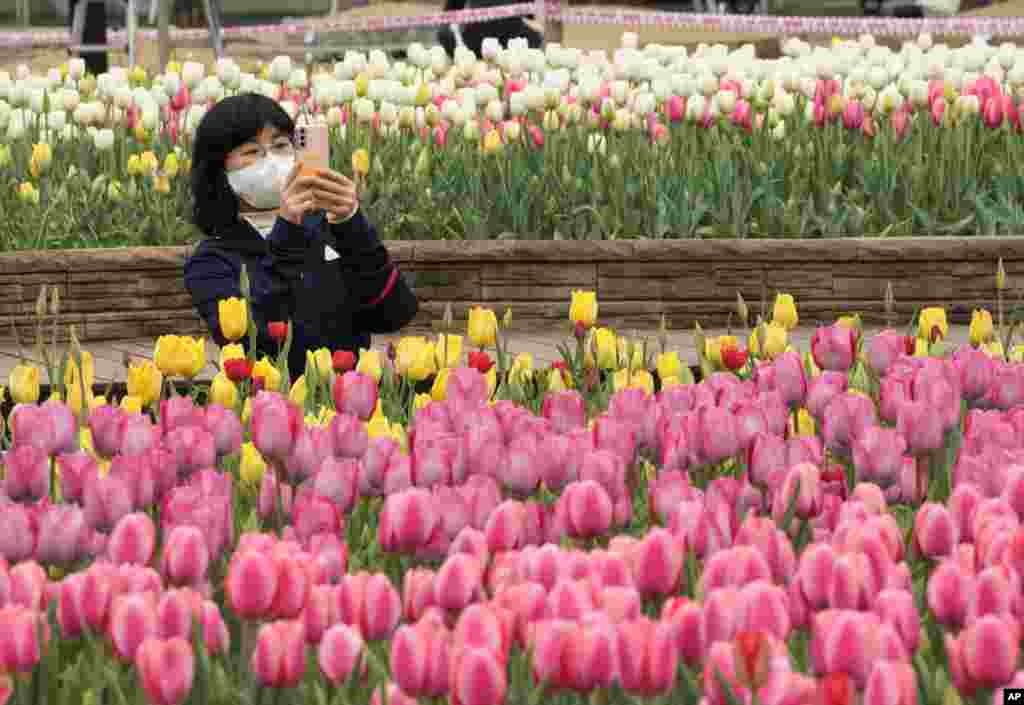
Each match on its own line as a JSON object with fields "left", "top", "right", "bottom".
{"left": 630, "top": 369, "right": 655, "bottom": 395}
{"left": 395, "top": 337, "right": 436, "bottom": 382}
{"left": 127, "top": 359, "right": 163, "bottom": 407}
{"left": 593, "top": 328, "right": 618, "bottom": 370}
{"left": 509, "top": 353, "right": 534, "bottom": 385}
{"left": 30, "top": 143, "right": 52, "bottom": 178}
{"left": 355, "top": 73, "right": 369, "bottom": 97}
{"left": 0, "top": 385, "right": 5, "bottom": 402}
{"left": 306, "top": 347, "right": 332, "bottom": 377}
{"left": 153, "top": 335, "right": 206, "bottom": 378}
{"left": 129, "top": 65, "right": 147, "bottom": 83}
{"left": 970, "top": 309, "right": 994, "bottom": 346}
{"left": 251, "top": 356, "right": 282, "bottom": 392}
{"left": 153, "top": 175, "right": 171, "bottom": 194}
{"left": 218, "top": 297, "right": 248, "bottom": 342}
{"left": 482, "top": 129, "right": 503, "bottom": 154}
{"left": 89, "top": 395, "right": 108, "bottom": 411}
{"left": 914, "top": 337, "right": 929, "bottom": 357}
{"left": 617, "top": 339, "right": 644, "bottom": 371}
{"left": 64, "top": 352, "right": 95, "bottom": 415}
{"left": 356, "top": 348, "right": 383, "bottom": 382}
{"left": 220, "top": 344, "right": 246, "bottom": 366}
{"left": 1009, "top": 345, "right": 1024, "bottom": 363}
{"left": 612, "top": 368, "right": 630, "bottom": 392}
{"left": 467, "top": 307, "right": 498, "bottom": 348}
{"left": 661, "top": 375, "right": 681, "bottom": 388}
{"left": 918, "top": 307, "right": 948, "bottom": 342}
{"left": 749, "top": 322, "right": 787, "bottom": 359}
{"left": 431, "top": 367, "right": 449, "bottom": 401}
{"left": 435, "top": 334, "right": 463, "bottom": 368}
{"left": 127, "top": 154, "right": 142, "bottom": 177}
{"left": 239, "top": 442, "right": 267, "bottom": 485}
{"left": 16, "top": 182, "right": 40, "bottom": 205}
{"left": 772, "top": 293, "right": 798, "bottom": 330}
{"left": 9, "top": 363, "right": 41, "bottom": 404}
{"left": 502, "top": 308, "right": 513, "bottom": 328}
{"left": 656, "top": 352, "right": 682, "bottom": 381}
{"left": 163, "top": 153, "right": 179, "bottom": 178}
{"left": 413, "top": 393, "right": 433, "bottom": 412}
{"left": 138, "top": 151, "right": 159, "bottom": 177}
{"left": 548, "top": 367, "right": 568, "bottom": 391}
{"left": 797, "top": 408, "right": 815, "bottom": 436}
{"left": 120, "top": 395, "right": 143, "bottom": 414}
{"left": 210, "top": 372, "right": 239, "bottom": 409}
{"left": 351, "top": 148, "right": 370, "bottom": 176}
{"left": 569, "top": 290, "right": 598, "bottom": 328}
{"left": 289, "top": 375, "right": 307, "bottom": 407}
{"left": 242, "top": 398, "right": 253, "bottom": 426}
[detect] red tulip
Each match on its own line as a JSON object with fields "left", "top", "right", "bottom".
{"left": 268, "top": 321, "right": 289, "bottom": 344}
{"left": 223, "top": 357, "right": 254, "bottom": 383}
{"left": 819, "top": 672, "right": 854, "bottom": 705}
{"left": 332, "top": 350, "right": 356, "bottom": 373}
{"left": 721, "top": 343, "right": 749, "bottom": 371}
{"left": 467, "top": 351, "right": 494, "bottom": 374}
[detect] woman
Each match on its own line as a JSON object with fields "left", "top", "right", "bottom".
{"left": 184, "top": 93, "right": 418, "bottom": 383}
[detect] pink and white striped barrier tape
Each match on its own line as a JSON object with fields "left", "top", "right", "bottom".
{"left": 1, "top": 3, "right": 1022, "bottom": 51}
{"left": 0, "top": 2, "right": 537, "bottom": 50}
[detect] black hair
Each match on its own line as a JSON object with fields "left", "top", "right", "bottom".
{"left": 190, "top": 93, "right": 296, "bottom": 237}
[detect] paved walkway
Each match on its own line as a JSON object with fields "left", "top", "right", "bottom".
{"left": 0, "top": 324, "right": 975, "bottom": 387}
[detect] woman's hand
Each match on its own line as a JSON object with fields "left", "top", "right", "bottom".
{"left": 310, "top": 168, "right": 359, "bottom": 224}
{"left": 279, "top": 162, "right": 318, "bottom": 226}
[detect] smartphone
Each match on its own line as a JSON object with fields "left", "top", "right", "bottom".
{"left": 295, "top": 122, "right": 330, "bottom": 177}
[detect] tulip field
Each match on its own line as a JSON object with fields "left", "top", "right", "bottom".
{"left": 2, "top": 277, "right": 1024, "bottom": 705}
{"left": 5, "top": 31, "right": 1024, "bottom": 247}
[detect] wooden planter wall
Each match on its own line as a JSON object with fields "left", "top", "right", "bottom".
{"left": 1, "top": 238, "right": 1021, "bottom": 343}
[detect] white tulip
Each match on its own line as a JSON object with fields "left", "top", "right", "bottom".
{"left": 68, "top": 58, "right": 86, "bottom": 81}
{"left": 47, "top": 110, "right": 67, "bottom": 132}
{"left": 509, "top": 91, "right": 527, "bottom": 117}
{"left": 15, "top": 65, "right": 30, "bottom": 81}
{"left": 93, "top": 127, "right": 115, "bottom": 150}
{"left": 266, "top": 56, "right": 291, "bottom": 84}
{"left": 288, "top": 69, "right": 308, "bottom": 90}
{"left": 28, "top": 89, "right": 46, "bottom": 114}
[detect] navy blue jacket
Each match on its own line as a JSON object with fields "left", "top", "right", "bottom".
{"left": 184, "top": 209, "right": 418, "bottom": 382}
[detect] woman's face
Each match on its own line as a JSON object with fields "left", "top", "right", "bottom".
{"left": 224, "top": 125, "right": 294, "bottom": 172}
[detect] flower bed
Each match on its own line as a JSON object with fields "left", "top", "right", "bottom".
{"left": 1, "top": 282, "right": 1023, "bottom": 705}
{"left": 2, "top": 238, "right": 1021, "bottom": 344}
{"left": 3, "top": 33, "right": 1024, "bottom": 247}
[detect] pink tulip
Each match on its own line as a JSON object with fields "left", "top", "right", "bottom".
{"left": 370, "top": 683, "right": 419, "bottom": 705}
{"left": 773, "top": 463, "right": 823, "bottom": 522}
{"left": 451, "top": 645, "right": 508, "bottom": 705}
{"left": 286, "top": 425, "right": 333, "bottom": 484}
{"left": 772, "top": 351, "right": 807, "bottom": 407}
{"left": 852, "top": 426, "right": 907, "bottom": 488}
{"left": 3, "top": 443, "right": 49, "bottom": 501}
{"left": 805, "top": 372, "right": 848, "bottom": 419}
{"left": 35, "top": 503, "right": 89, "bottom": 565}
{"left": 616, "top": 618, "right": 678, "bottom": 696}
{"left": 0, "top": 502, "right": 36, "bottom": 564}
{"left": 811, "top": 324, "right": 857, "bottom": 372}
{"left": 821, "top": 393, "right": 876, "bottom": 450}
{"left": 318, "top": 623, "right": 365, "bottom": 685}
{"left": 563, "top": 480, "right": 613, "bottom": 540}
{"left": 359, "top": 437, "right": 400, "bottom": 497}
{"left": 226, "top": 549, "right": 278, "bottom": 620}
{"left": 434, "top": 553, "right": 483, "bottom": 612}
{"left": 379, "top": 488, "right": 440, "bottom": 554}
{"left": 747, "top": 433, "right": 789, "bottom": 490}
{"left": 695, "top": 405, "right": 740, "bottom": 465}
{"left": 631, "top": 528, "right": 683, "bottom": 597}
{"left": 914, "top": 503, "right": 958, "bottom": 559}
{"left": 891, "top": 107, "right": 910, "bottom": 140}
{"left": 331, "top": 412, "right": 369, "bottom": 460}
{"left": 107, "top": 512, "right": 157, "bottom": 566}
{"left": 338, "top": 572, "right": 401, "bottom": 641}
{"left": 155, "top": 589, "right": 195, "bottom": 641}
{"left": 484, "top": 500, "right": 526, "bottom": 553}
{"left": 702, "top": 546, "right": 772, "bottom": 594}
{"left": 951, "top": 615, "right": 1020, "bottom": 692}
{"left": 109, "top": 593, "right": 159, "bottom": 661}
{"left": 0, "top": 605, "right": 46, "bottom": 673}
{"left": 333, "top": 371, "right": 378, "bottom": 421}
{"left": 55, "top": 451, "right": 96, "bottom": 504}
{"left": 203, "top": 404, "right": 242, "bottom": 457}
{"left": 83, "top": 471, "right": 134, "bottom": 532}
{"left": 161, "top": 525, "right": 210, "bottom": 586}
{"left": 867, "top": 330, "right": 909, "bottom": 377}
{"left": 252, "top": 619, "right": 307, "bottom": 688}
{"left": 251, "top": 392, "right": 303, "bottom": 463}
{"left": 737, "top": 580, "right": 791, "bottom": 641}
{"left": 165, "top": 425, "right": 217, "bottom": 477}
{"left": 842, "top": 99, "right": 865, "bottom": 130}
{"left": 592, "top": 416, "right": 637, "bottom": 465}
{"left": 89, "top": 404, "right": 127, "bottom": 458}
{"left": 811, "top": 609, "right": 885, "bottom": 688}
{"left": 863, "top": 660, "right": 916, "bottom": 705}
{"left": 135, "top": 637, "right": 195, "bottom": 705}
{"left": 955, "top": 348, "right": 995, "bottom": 402}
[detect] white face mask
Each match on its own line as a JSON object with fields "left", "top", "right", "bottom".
{"left": 226, "top": 153, "right": 296, "bottom": 210}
